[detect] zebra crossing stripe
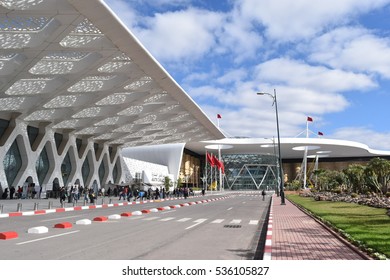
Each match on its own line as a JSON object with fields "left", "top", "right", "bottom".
{"left": 177, "top": 218, "right": 192, "bottom": 222}
{"left": 159, "top": 217, "right": 175, "bottom": 221}
{"left": 211, "top": 219, "right": 224, "bottom": 224}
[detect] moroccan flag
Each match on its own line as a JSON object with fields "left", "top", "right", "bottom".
{"left": 307, "top": 116, "right": 313, "bottom": 122}
{"left": 206, "top": 152, "right": 215, "bottom": 167}
{"left": 213, "top": 155, "right": 222, "bottom": 170}
{"left": 217, "top": 114, "right": 222, "bottom": 119}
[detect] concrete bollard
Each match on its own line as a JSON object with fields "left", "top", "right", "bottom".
{"left": 0, "top": 204, "right": 3, "bottom": 214}
{"left": 17, "top": 203, "right": 22, "bottom": 212}
{"left": 48, "top": 201, "right": 53, "bottom": 209}
{"left": 34, "top": 202, "right": 39, "bottom": 210}
{"left": 109, "top": 198, "right": 112, "bottom": 204}
{"left": 83, "top": 200, "right": 87, "bottom": 206}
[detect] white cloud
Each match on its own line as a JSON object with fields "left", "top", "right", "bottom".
{"left": 309, "top": 27, "right": 390, "bottom": 78}
{"left": 236, "top": 0, "right": 390, "bottom": 41}
{"left": 331, "top": 127, "right": 390, "bottom": 150}
{"left": 255, "top": 58, "right": 377, "bottom": 92}
{"left": 105, "top": 0, "right": 138, "bottom": 30}
{"left": 134, "top": 8, "right": 224, "bottom": 62}
{"left": 215, "top": 13, "right": 263, "bottom": 63}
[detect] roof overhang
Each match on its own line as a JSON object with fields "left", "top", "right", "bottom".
{"left": 185, "top": 138, "right": 390, "bottom": 160}
{"left": 0, "top": 0, "right": 224, "bottom": 147}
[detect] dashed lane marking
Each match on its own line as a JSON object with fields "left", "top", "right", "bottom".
{"left": 143, "top": 217, "right": 159, "bottom": 221}
{"left": 16, "top": 230, "right": 80, "bottom": 245}
{"left": 159, "top": 217, "right": 175, "bottom": 222}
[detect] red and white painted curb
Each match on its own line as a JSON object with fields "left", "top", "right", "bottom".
{"left": 263, "top": 197, "right": 273, "bottom": 260}
{"left": 0, "top": 195, "right": 223, "bottom": 219}
{"left": 0, "top": 196, "right": 230, "bottom": 240}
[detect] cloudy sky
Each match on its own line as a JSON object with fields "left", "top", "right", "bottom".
{"left": 105, "top": 0, "right": 390, "bottom": 150}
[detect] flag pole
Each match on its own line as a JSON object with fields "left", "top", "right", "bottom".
{"left": 303, "top": 117, "right": 311, "bottom": 188}
{"left": 217, "top": 114, "right": 222, "bottom": 192}
{"left": 205, "top": 150, "right": 208, "bottom": 193}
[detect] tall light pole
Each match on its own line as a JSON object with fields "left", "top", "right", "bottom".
{"left": 257, "top": 89, "right": 285, "bottom": 205}
{"left": 264, "top": 137, "right": 279, "bottom": 196}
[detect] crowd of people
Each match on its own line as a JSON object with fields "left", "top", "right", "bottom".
{"left": 1, "top": 183, "right": 202, "bottom": 204}
{"left": 1, "top": 184, "right": 42, "bottom": 200}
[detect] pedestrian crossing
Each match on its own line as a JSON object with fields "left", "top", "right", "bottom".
{"left": 132, "top": 216, "right": 260, "bottom": 226}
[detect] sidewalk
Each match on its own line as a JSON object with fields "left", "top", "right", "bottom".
{"left": 265, "top": 195, "right": 371, "bottom": 260}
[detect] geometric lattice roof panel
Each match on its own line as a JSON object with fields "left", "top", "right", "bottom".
{"left": 0, "top": 0, "right": 224, "bottom": 147}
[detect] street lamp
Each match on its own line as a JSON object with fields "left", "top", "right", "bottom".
{"left": 264, "top": 137, "right": 279, "bottom": 197}
{"left": 257, "top": 89, "right": 285, "bottom": 205}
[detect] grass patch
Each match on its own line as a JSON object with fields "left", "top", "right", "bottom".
{"left": 287, "top": 194, "right": 390, "bottom": 259}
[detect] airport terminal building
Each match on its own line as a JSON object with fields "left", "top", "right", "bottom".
{"left": 1, "top": 0, "right": 390, "bottom": 198}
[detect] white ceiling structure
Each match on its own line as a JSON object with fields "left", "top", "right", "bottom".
{"left": 0, "top": 0, "right": 224, "bottom": 147}
{"left": 185, "top": 137, "right": 390, "bottom": 159}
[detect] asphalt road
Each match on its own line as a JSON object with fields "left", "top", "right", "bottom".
{"left": 0, "top": 192, "right": 271, "bottom": 260}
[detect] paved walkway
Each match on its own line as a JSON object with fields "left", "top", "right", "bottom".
{"left": 266, "top": 195, "right": 370, "bottom": 260}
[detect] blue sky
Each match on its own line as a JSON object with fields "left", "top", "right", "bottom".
{"left": 105, "top": 0, "right": 390, "bottom": 150}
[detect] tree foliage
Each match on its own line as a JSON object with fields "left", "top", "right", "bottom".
{"left": 311, "top": 157, "right": 390, "bottom": 195}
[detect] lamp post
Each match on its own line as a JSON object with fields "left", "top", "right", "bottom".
{"left": 264, "top": 137, "right": 279, "bottom": 196}
{"left": 257, "top": 89, "right": 285, "bottom": 205}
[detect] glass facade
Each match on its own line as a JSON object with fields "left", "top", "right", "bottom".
{"left": 36, "top": 144, "right": 49, "bottom": 185}
{"left": 113, "top": 158, "right": 120, "bottom": 184}
{"left": 82, "top": 153, "right": 90, "bottom": 184}
{"left": 27, "top": 125, "right": 39, "bottom": 148}
{"left": 3, "top": 138, "right": 22, "bottom": 187}
{"left": 61, "top": 149, "right": 72, "bottom": 186}
{"left": 98, "top": 158, "right": 105, "bottom": 185}
{"left": 219, "top": 154, "right": 278, "bottom": 190}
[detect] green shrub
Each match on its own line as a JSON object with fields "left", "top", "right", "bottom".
{"left": 350, "top": 192, "right": 358, "bottom": 198}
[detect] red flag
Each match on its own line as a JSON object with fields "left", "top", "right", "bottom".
{"left": 217, "top": 114, "right": 222, "bottom": 119}
{"left": 318, "top": 131, "right": 324, "bottom": 136}
{"left": 206, "top": 152, "right": 215, "bottom": 167}
{"left": 307, "top": 116, "right": 313, "bottom": 122}
{"left": 213, "top": 154, "right": 222, "bottom": 170}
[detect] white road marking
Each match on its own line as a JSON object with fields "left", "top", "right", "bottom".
{"left": 159, "top": 217, "right": 175, "bottom": 221}
{"left": 161, "top": 210, "right": 176, "bottom": 214}
{"left": 230, "top": 219, "right": 241, "bottom": 224}
{"left": 40, "top": 215, "right": 84, "bottom": 222}
{"left": 144, "top": 217, "right": 159, "bottom": 221}
{"left": 177, "top": 218, "right": 192, "bottom": 222}
{"left": 249, "top": 220, "right": 259, "bottom": 225}
{"left": 16, "top": 230, "right": 80, "bottom": 245}
{"left": 227, "top": 207, "right": 233, "bottom": 211}
{"left": 185, "top": 219, "right": 207, "bottom": 230}
{"left": 211, "top": 219, "right": 224, "bottom": 224}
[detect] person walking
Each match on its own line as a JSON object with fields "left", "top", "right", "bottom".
{"left": 72, "top": 187, "right": 79, "bottom": 204}
{"left": 59, "top": 187, "right": 67, "bottom": 205}
{"left": 262, "top": 189, "right": 266, "bottom": 201}
{"left": 10, "top": 186, "right": 15, "bottom": 199}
